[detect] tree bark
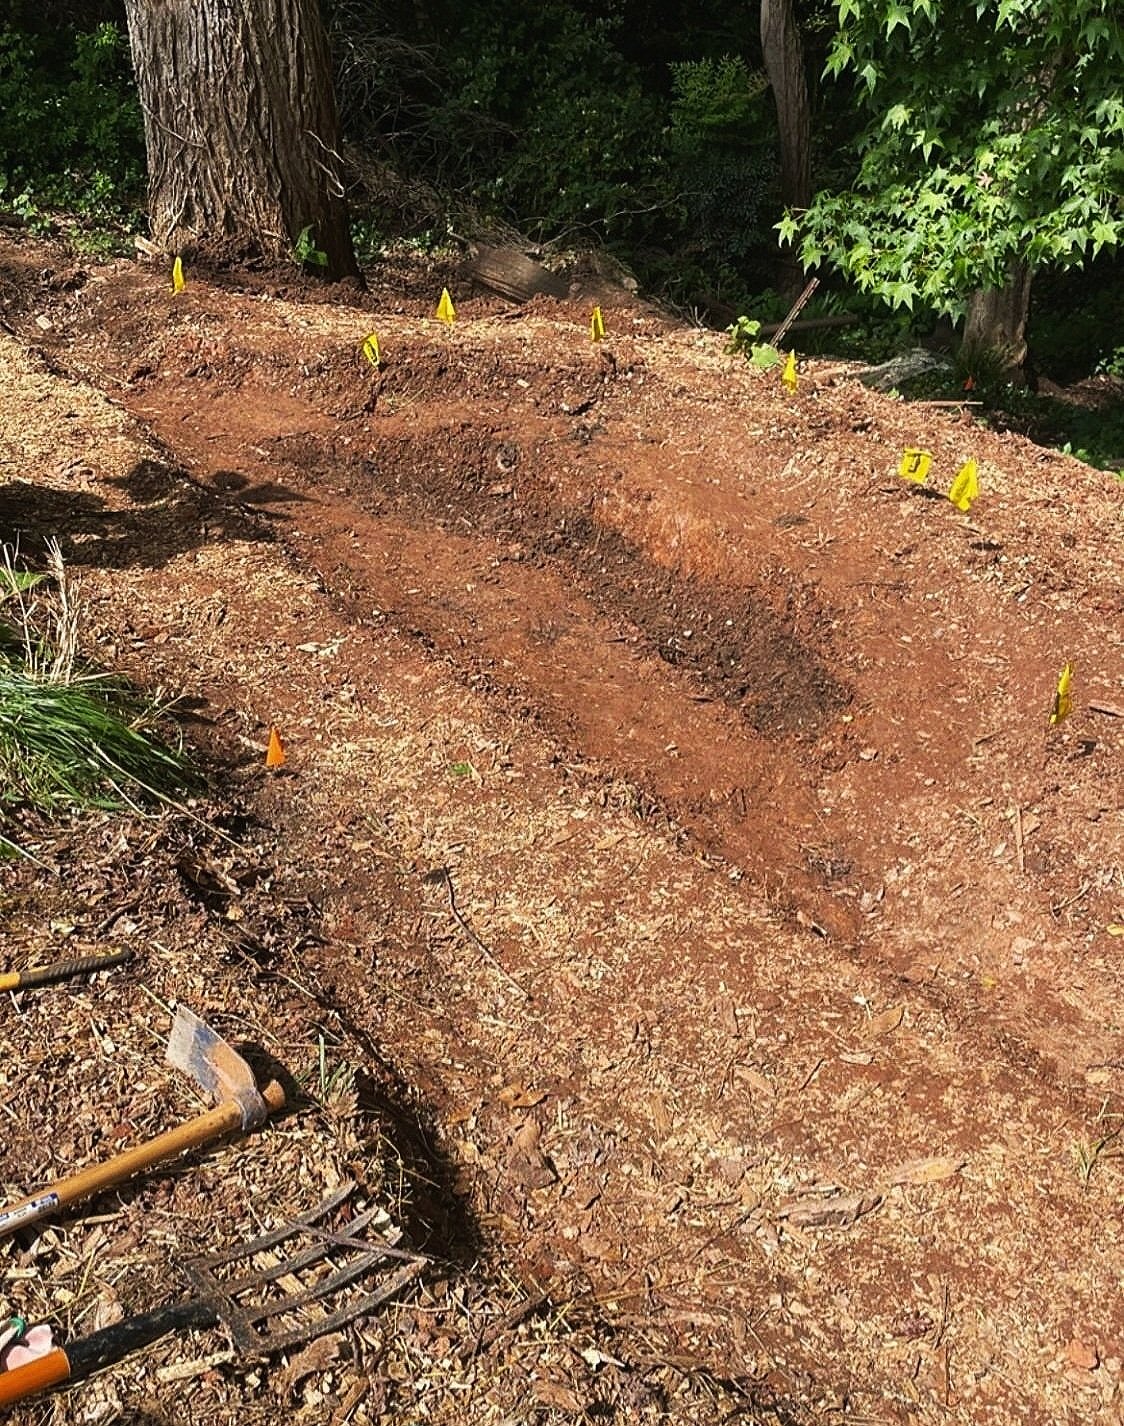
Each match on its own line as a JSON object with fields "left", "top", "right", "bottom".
{"left": 962, "top": 262, "right": 1033, "bottom": 379}
{"left": 761, "top": 0, "right": 811, "bottom": 214}
{"left": 123, "top": 0, "right": 359, "bottom": 282}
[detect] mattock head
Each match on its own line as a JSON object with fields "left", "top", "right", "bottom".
{"left": 166, "top": 1005, "right": 267, "bottom": 1130}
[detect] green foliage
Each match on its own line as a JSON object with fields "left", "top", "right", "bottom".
{"left": 0, "top": 662, "right": 198, "bottom": 815}
{"left": 329, "top": 4, "right": 783, "bottom": 304}
{"left": 1027, "top": 254, "right": 1124, "bottom": 379}
{"left": 1097, "top": 349, "right": 1124, "bottom": 379}
{"left": 0, "top": 20, "right": 144, "bottom": 224}
{"left": 856, "top": 352, "right": 1124, "bottom": 472}
{"left": 0, "top": 547, "right": 199, "bottom": 821}
{"left": 724, "top": 314, "right": 782, "bottom": 368}
{"left": 1025, "top": 397, "right": 1124, "bottom": 474}
{"left": 332, "top": 2, "right": 666, "bottom": 242}
{"left": 788, "top": 0, "right": 1124, "bottom": 318}
{"left": 0, "top": 568, "right": 44, "bottom": 600}
{"left": 665, "top": 56, "right": 779, "bottom": 279}
{"left": 725, "top": 314, "right": 764, "bottom": 351}
{"left": 440, "top": 5, "right": 668, "bottom": 241}
{"left": 669, "top": 55, "right": 769, "bottom": 134}
{"left": 293, "top": 224, "right": 329, "bottom": 267}
{"left": 349, "top": 216, "right": 385, "bottom": 266}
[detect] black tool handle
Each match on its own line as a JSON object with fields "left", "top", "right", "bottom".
{"left": 0, "top": 1300, "right": 216, "bottom": 1405}
{"left": 1, "top": 947, "right": 133, "bottom": 992}
{"left": 67, "top": 1298, "right": 218, "bottom": 1379}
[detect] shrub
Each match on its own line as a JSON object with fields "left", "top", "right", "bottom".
{"left": 0, "top": 20, "right": 144, "bottom": 223}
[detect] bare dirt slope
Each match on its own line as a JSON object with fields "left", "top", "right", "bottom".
{"left": 1, "top": 238, "right": 1122, "bottom": 1424}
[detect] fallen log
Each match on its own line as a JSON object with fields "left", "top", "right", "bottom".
{"left": 758, "top": 313, "right": 858, "bottom": 336}
{"left": 463, "top": 245, "right": 569, "bottom": 303}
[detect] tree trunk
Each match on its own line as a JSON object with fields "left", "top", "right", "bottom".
{"left": 962, "top": 263, "right": 1033, "bottom": 380}
{"left": 123, "top": 0, "right": 359, "bottom": 282}
{"left": 761, "top": 0, "right": 811, "bottom": 213}
{"left": 760, "top": 0, "right": 811, "bottom": 296}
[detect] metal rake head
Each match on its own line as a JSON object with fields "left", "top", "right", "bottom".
{"left": 180, "top": 1182, "right": 426, "bottom": 1354}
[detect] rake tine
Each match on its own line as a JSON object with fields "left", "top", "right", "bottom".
{"left": 188, "top": 1182, "right": 357, "bottom": 1270}
{"left": 239, "top": 1247, "right": 413, "bottom": 1325}
{"left": 240, "top": 1261, "right": 426, "bottom": 1352}
{"left": 194, "top": 1206, "right": 422, "bottom": 1301}
{"left": 299, "top": 1223, "right": 429, "bottom": 1264}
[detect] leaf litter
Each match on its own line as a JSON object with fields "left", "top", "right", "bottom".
{"left": 0, "top": 234, "right": 1121, "bottom": 1423}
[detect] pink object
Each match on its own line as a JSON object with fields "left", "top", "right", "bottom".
{"left": 0, "top": 1324, "right": 53, "bottom": 1371}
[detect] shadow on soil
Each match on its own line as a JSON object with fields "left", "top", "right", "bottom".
{"left": 169, "top": 817, "right": 484, "bottom": 1270}
{"left": 0, "top": 458, "right": 275, "bottom": 572}
{"left": 305, "top": 985, "right": 484, "bottom": 1270}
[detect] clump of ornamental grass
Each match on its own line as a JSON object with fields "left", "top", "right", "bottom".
{"left": 0, "top": 541, "right": 200, "bottom": 843}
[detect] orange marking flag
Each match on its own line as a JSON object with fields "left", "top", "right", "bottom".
{"left": 265, "top": 727, "right": 286, "bottom": 767}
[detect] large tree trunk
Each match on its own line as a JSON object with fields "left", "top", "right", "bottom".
{"left": 760, "top": 0, "right": 811, "bottom": 295}
{"left": 123, "top": 0, "right": 359, "bottom": 282}
{"left": 962, "top": 263, "right": 1033, "bottom": 380}
{"left": 761, "top": 0, "right": 811, "bottom": 210}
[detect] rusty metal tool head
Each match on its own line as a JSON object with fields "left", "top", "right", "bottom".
{"left": 166, "top": 1005, "right": 271, "bottom": 1130}
{"left": 0, "top": 1183, "right": 427, "bottom": 1406}
{"left": 0, "top": 1008, "right": 286, "bottom": 1239}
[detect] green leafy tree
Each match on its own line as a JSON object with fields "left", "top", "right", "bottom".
{"left": 0, "top": 20, "right": 143, "bottom": 221}
{"left": 785, "top": 0, "right": 1124, "bottom": 369}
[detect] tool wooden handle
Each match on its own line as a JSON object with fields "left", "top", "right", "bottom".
{"left": 0, "top": 1081, "right": 285, "bottom": 1239}
{"left": 0, "top": 1348, "right": 72, "bottom": 1405}
{"left": 0, "top": 948, "right": 133, "bottom": 993}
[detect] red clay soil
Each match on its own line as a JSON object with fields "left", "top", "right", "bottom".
{"left": 1, "top": 237, "right": 1122, "bottom": 1424}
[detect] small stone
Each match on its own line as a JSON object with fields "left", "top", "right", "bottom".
{"left": 1066, "top": 1338, "right": 1099, "bottom": 1372}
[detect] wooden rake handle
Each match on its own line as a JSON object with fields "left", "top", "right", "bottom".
{"left": 0, "top": 1080, "right": 286, "bottom": 1239}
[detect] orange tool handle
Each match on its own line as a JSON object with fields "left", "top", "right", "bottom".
{"left": 0, "top": 1081, "right": 285, "bottom": 1239}
{"left": 0, "top": 948, "right": 133, "bottom": 993}
{"left": 0, "top": 1348, "right": 72, "bottom": 1405}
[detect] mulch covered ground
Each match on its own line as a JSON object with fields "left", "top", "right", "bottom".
{"left": 0, "top": 235, "right": 1121, "bottom": 1424}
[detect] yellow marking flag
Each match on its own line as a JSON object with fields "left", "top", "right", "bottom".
{"left": 435, "top": 288, "right": 456, "bottom": 326}
{"left": 899, "top": 448, "right": 932, "bottom": 483}
{"left": 362, "top": 332, "right": 381, "bottom": 367}
{"left": 590, "top": 305, "right": 606, "bottom": 342}
{"left": 171, "top": 256, "right": 185, "bottom": 294}
{"left": 782, "top": 350, "right": 798, "bottom": 392}
{"left": 948, "top": 457, "right": 979, "bottom": 512}
{"left": 1049, "top": 662, "right": 1073, "bottom": 727}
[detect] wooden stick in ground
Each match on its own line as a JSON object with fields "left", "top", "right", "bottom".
{"left": 772, "top": 277, "right": 820, "bottom": 349}
{"left": 426, "top": 867, "right": 530, "bottom": 1000}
